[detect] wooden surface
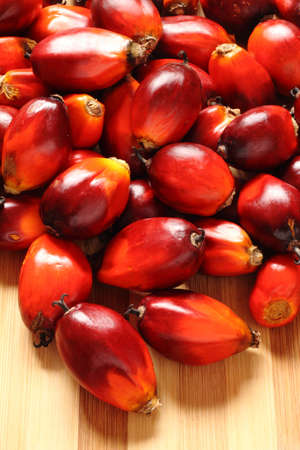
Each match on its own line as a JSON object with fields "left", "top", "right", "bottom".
{"left": 1, "top": 250, "right": 300, "bottom": 450}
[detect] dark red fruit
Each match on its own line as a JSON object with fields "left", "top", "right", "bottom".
{"left": 0, "top": 0, "right": 42, "bottom": 34}
{"left": 0, "top": 106, "right": 17, "bottom": 163}
{"left": 292, "top": 87, "right": 300, "bottom": 125}
{"left": 283, "top": 156, "right": 300, "bottom": 190}
{"left": 274, "top": 0, "right": 300, "bottom": 27}
{"left": 64, "top": 149, "right": 102, "bottom": 170}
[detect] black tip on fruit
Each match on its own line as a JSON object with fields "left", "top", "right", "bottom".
{"left": 177, "top": 50, "right": 189, "bottom": 64}
{"left": 33, "top": 329, "right": 54, "bottom": 348}
{"left": 291, "top": 87, "right": 300, "bottom": 98}
{"left": 52, "top": 293, "right": 70, "bottom": 312}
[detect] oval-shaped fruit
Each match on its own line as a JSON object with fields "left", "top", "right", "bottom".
{"left": 162, "top": 0, "right": 198, "bottom": 15}
{"left": 0, "top": 69, "right": 50, "bottom": 109}
{"left": 0, "top": 195, "right": 45, "bottom": 250}
{"left": 238, "top": 174, "right": 300, "bottom": 256}
{"left": 249, "top": 254, "right": 300, "bottom": 327}
{"left": 147, "top": 143, "right": 235, "bottom": 216}
{"left": 208, "top": 44, "right": 275, "bottom": 112}
{"left": 0, "top": 0, "right": 42, "bottom": 34}
{"left": 0, "top": 37, "right": 36, "bottom": 74}
{"left": 19, "top": 234, "right": 92, "bottom": 346}
{"left": 157, "top": 16, "right": 233, "bottom": 70}
{"left": 28, "top": 4, "right": 93, "bottom": 41}
{"left": 132, "top": 62, "right": 202, "bottom": 151}
{"left": 248, "top": 19, "right": 300, "bottom": 95}
{"left": 97, "top": 217, "right": 205, "bottom": 291}
{"left": 40, "top": 157, "right": 130, "bottom": 239}
{"left": 64, "top": 149, "right": 102, "bottom": 170}
{"left": 31, "top": 27, "right": 147, "bottom": 92}
{"left": 126, "top": 289, "right": 259, "bottom": 365}
{"left": 217, "top": 105, "right": 298, "bottom": 170}
{"left": 274, "top": 0, "right": 300, "bottom": 27}
{"left": 0, "top": 106, "right": 17, "bottom": 162}
{"left": 282, "top": 156, "right": 300, "bottom": 190}
{"left": 187, "top": 105, "right": 239, "bottom": 150}
{"left": 2, "top": 97, "right": 71, "bottom": 194}
{"left": 192, "top": 218, "right": 263, "bottom": 276}
{"left": 54, "top": 299, "right": 159, "bottom": 413}
{"left": 64, "top": 94, "right": 105, "bottom": 148}
{"left": 91, "top": 0, "right": 162, "bottom": 54}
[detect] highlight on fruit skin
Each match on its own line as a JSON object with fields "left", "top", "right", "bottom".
{"left": 0, "top": 105, "right": 17, "bottom": 162}
{"left": 0, "top": 37, "right": 36, "bottom": 74}
{"left": 125, "top": 289, "right": 260, "bottom": 365}
{"left": 282, "top": 155, "right": 300, "bottom": 191}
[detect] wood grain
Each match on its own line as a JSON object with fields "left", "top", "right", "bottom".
{"left": 1, "top": 251, "right": 300, "bottom": 450}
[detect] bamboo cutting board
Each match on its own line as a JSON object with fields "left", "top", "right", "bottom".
{"left": 1, "top": 249, "right": 300, "bottom": 450}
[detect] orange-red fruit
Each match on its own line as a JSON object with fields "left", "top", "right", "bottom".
{"left": 91, "top": 0, "right": 162, "bottom": 54}
{"left": 283, "top": 156, "right": 300, "bottom": 190}
{"left": 18, "top": 234, "right": 92, "bottom": 345}
{"left": 249, "top": 254, "right": 300, "bottom": 327}
{"left": 157, "top": 16, "right": 234, "bottom": 71}
{"left": 64, "top": 94, "right": 105, "bottom": 149}
{"left": 248, "top": 19, "right": 300, "bottom": 95}
{"left": 193, "top": 218, "right": 263, "bottom": 276}
{"left": 40, "top": 157, "right": 130, "bottom": 239}
{"left": 0, "top": 195, "right": 45, "bottom": 251}
{"left": 0, "top": 0, "right": 42, "bottom": 34}
{"left": 64, "top": 149, "right": 102, "bottom": 170}
{"left": 147, "top": 143, "right": 235, "bottom": 216}
{"left": 0, "top": 69, "right": 50, "bottom": 109}
{"left": 208, "top": 44, "right": 275, "bottom": 112}
{"left": 31, "top": 28, "right": 146, "bottom": 92}
{"left": 0, "top": 106, "right": 17, "bottom": 161}
{"left": 130, "top": 289, "right": 259, "bottom": 365}
{"left": 131, "top": 62, "right": 202, "bottom": 151}
{"left": 0, "top": 37, "right": 36, "bottom": 74}
{"left": 274, "top": 0, "right": 300, "bottom": 26}
{"left": 2, "top": 97, "right": 71, "bottom": 195}
{"left": 28, "top": 5, "right": 93, "bottom": 41}
{"left": 55, "top": 301, "right": 159, "bottom": 412}
{"left": 97, "top": 217, "right": 205, "bottom": 291}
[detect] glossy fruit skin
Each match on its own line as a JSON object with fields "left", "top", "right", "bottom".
{"left": 97, "top": 217, "right": 205, "bottom": 291}
{"left": 0, "top": 0, "right": 42, "bottom": 34}
{"left": 28, "top": 5, "right": 93, "bottom": 42}
{"left": 101, "top": 76, "right": 144, "bottom": 178}
{"left": 187, "top": 105, "right": 239, "bottom": 150}
{"left": 91, "top": 0, "right": 162, "bottom": 53}
{"left": 192, "top": 218, "right": 263, "bottom": 276}
{"left": 162, "top": 0, "right": 198, "bottom": 15}
{"left": 134, "top": 289, "right": 255, "bottom": 365}
{"left": 55, "top": 302, "right": 158, "bottom": 412}
{"left": 238, "top": 174, "right": 300, "bottom": 253}
{"left": 208, "top": 44, "right": 275, "bottom": 112}
{"left": 31, "top": 27, "right": 145, "bottom": 92}
{"left": 248, "top": 19, "right": 300, "bottom": 95}
{"left": 157, "top": 16, "right": 233, "bottom": 71}
{"left": 131, "top": 62, "right": 202, "bottom": 151}
{"left": 274, "top": 0, "right": 300, "bottom": 27}
{"left": 2, "top": 97, "right": 71, "bottom": 195}
{"left": 283, "top": 156, "right": 300, "bottom": 190}
{"left": 217, "top": 105, "right": 298, "bottom": 171}
{"left": 249, "top": 254, "right": 300, "bottom": 327}
{"left": 64, "top": 94, "right": 105, "bottom": 149}
{"left": 0, "top": 106, "right": 17, "bottom": 162}
{"left": 135, "top": 58, "right": 216, "bottom": 105}
{"left": 0, "top": 37, "right": 36, "bottom": 74}
{"left": 148, "top": 143, "right": 235, "bottom": 216}
{"left": 40, "top": 157, "right": 130, "bottom": 239}
{"left": 0, "top": 195, "right": 45, "bottom": 251}
{"left": 64, "top": 149, "right": 102, "bottom": 170}
{"left": 0, "top": 69, "right": 50, "bottom": 109}
{"left": 19, "top": 234, "right": 92, "bottom": 339}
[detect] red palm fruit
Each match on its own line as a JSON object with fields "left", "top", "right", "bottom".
{"left": 19, "top": 234, "right": 92, "bottom": 346}
{"left": 40, "top": 157, "right": 130, "bottom": 239}
{"left": 28, "top": 5, "right": 93, "bottom": 42}
{"left": 208, "top": 44, "right": 275, "bottom": 112}
{"left": 192, "top": 218, "right": 263, "bottom": 276}
{"left": 131, "top": 62, "right": 202, "bottom": 151}
{"left": 135, "top": 58, "right": 216, "bottom": 105}
{"left": 162, "top": 0, "right": 198, "bottom": 15}
{"left": 101, "top": 76, "right": 144, "bottom": 178}
{"left": 187, "top": 105, "right": 240, "bottom": 150}
{"left": 2, "top": 97, "right": 71, "bottom": 195}
{"left": 249, "top": 254, "right": 300, "bottom": 327}
{"left": 126, "top": 289, "right": 259, "bottom": 365}
{"left": 31, "top": 28, "right": 147, "bottom": 92}
{"left": 238, "top": 174, "right": 300, "bottom": 258}
{"left": 217, "top": 105, "right": 298, "bottom": 171}
{"left": 0, "top": 37, "right": 36, "bottom": 74}
{"left": 200, "top": 0, "right": 273, "bottom": 36}
{"left": 0, "top": 0, "right": 42, "bottom": 34}
{"left": 0, "top": 106, "right": 17, "bottom": 162}
{"left": 157, "top": 16, "right": 234, "bottom": 71}
{"left": 146, "top": 143, "right": 235, "bottom": 216}
{"left": 248, "top": 19, "right": 300, "bottom": 95}
{"left": 292, "top": 87, "right": 300, "bottom": 125}
{"left": 0, "top": 195, "right": 45, "bottom": 250}
{"left": 0, "top": 69, "right": 50, "bottom": 109}
{"left": 91, "top": 0, "right": 162, "bottom": 54}
{"left": 97, "top": 217, "right": 205, "bottom": 291}
{"left": 64, "top": 94, "right": 105, "bottom": 149}
{"left": 64, "top": 149, "right": 102, "bottom": 169}
{"left": 274, "top": 0, "right": 300, "bottom": 27}
{"left": 283, "top": 156, "right": 300, "bottom": 190}
{"left": 54, "top": 298, "right": 159, "bottom": 413}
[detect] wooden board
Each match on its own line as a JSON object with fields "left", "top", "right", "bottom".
{"left": 1, "top": 250, "right": 300, "bottom": 450}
